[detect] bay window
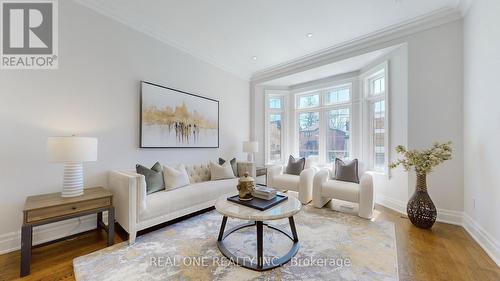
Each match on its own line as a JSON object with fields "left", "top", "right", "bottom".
{"left": 295, "top": 83, "right": 352, "bottom": 163}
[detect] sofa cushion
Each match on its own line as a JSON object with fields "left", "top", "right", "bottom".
{"left": 271, "top": 174, "right": 300, "bottom": 192}
{"left": 285, "top": 155, "right": 305, "bottom": 175}
{"left": 140, "top": 179, "right": 238, "bottom": 221}
{"left": 210, "top": 161, "right": 236, "bottom": 181}
{"left": 322, "top": 180, "right": 359, "bottom": 203}
{"left": 163, "top": 164, "right": 190, "bottom": 190}
{"left": 219, "top": 157, "right": 237, "bottom": 177}
{"left": 136, "top": 162, "right": 165, "bottom": 195}
{"left": 185, "top": 163, "right": 211, "bottom": 183}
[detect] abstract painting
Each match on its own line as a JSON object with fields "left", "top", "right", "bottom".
{"left": 140, "top": 81, "right": 219, "bottom": 148}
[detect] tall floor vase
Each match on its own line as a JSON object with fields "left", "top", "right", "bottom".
{"left": 407, "top": 173, "right": 437, "bottom": 229}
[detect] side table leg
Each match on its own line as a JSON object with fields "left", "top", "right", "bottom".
{"left": 218, "top": 216, "right": 228, "bottom": 241}
{"left": 20, "top": 224, "right": 32, "bottom": 277}
{"left": 256, "top": 221, "right": 263, "bottom": 269}
{"left": 107, "top": 207, "right": 115, "bottom": 246}
{"left": 97, "top": 212, "right": 103, "bottom": 229}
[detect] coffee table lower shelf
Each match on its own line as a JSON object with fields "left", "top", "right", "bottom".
{"left": 216, "top": 216, "right": 299, "bottom": 271}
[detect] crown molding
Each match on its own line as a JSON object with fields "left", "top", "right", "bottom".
{"left": 458, "top": 0, "right": 476, "bottom": 16}
{"left": 74, "top": 0, "right": 250, "bottom": 81}
{"left": 251, "top": 7, "right": 462, "bottom": 84}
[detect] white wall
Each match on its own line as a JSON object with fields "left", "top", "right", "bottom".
{"left": 463, "top": 0, "right": 500, "bottom": 266}
{"left": 406, "top": 21, "right": 464, "bottom": 217}
{"left": 0, "top": 0, "right": 250, "bottom": 253}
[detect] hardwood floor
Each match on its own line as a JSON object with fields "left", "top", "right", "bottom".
{"left": 0, "top": 205, "right": 498, "bottom": 281}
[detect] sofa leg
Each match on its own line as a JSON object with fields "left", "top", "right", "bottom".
{"left": 129, "top": 231, "right": 137, "bottom": 245}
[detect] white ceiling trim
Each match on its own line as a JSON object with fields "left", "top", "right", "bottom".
{"left": 251, "top": 7, "right": 462, "bottom": 84}
{"left": 74, "top": 0, "right": 250, "bottom": 81}
{"left": 458, "top": 0, "right": 476, "bottom": 16}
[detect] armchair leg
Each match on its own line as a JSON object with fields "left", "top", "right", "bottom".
{"left": 312, "top": 197, "right": 330, "bottom": 208}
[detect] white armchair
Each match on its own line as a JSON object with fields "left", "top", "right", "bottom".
{"left": 267, "top": 165, "right": 317, "bottom": 204}
{"left": 313, "top": 168, "right": 374, "bottom": 219}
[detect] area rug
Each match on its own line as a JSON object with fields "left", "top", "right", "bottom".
{"left": 73, "top": 205, "right": 398, "bottom": 281}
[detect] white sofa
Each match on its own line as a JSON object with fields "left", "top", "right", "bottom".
{"left": 312, "top": 167, "right": 374, "bottom": 219}
{"left": 108, "top": 163, "right": 241, "bottom": 244}
{"left": 267, "top": 164, "right": 317, "bottom": 204}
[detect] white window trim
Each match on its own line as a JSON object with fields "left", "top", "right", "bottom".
{"left": 293, "top": 82, "right": 354, "bottom": 164}
{"left": 361, "top": 61, "right": 390, "bottom": 176}
{"left": 264, "top": 90, "right": 289, "bottom": 165}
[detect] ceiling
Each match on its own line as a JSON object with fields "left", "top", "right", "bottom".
{"left": 262, "top": 45, "right": 401, "bottom": 87}
{"left": 77, "top": 0, "right": 460, "bottom": 79}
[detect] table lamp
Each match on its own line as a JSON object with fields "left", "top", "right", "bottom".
{"left": 47, "top": 136, "right": 98, "bottom": 197}
{"left": 242, "top": 141, "right": 258, "bottom": 162}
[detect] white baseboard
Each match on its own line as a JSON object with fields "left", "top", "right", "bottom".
{"left": 376, "top": 194, "right": 406, "bottom": 214}
{"left": 377, "top": 195, "right": 499, "bottom": 267}
{"left": 376, "top": 195, "right": 463, "bottom": 225}
{"left": 0, "top": 214, "right": 102, "bottom": 255}
{"left": 463, "top": 213, "right": 500, "bottom": 267}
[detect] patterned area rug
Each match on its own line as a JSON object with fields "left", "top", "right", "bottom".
{"left": 73, "top": 205, "right": 398, "bottom": 281}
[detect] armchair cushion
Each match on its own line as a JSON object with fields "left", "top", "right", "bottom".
{"left": 334, "top": 158, "right": 359, "bottom": 183}
{"left": 272, "top": 174, "right": 300, "bottom": 191}
{"left": 322, "top": 180, "right": 359, "bottom": 203}
{"left": 285, "top": 155, "right": 305, "bottom": 175}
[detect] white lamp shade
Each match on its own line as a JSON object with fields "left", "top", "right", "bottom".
{"left": 242, "top": 141, "right": 258, "bottom": 153}
{"left": 47, "top": 137, "right": 98, "bottom": 163}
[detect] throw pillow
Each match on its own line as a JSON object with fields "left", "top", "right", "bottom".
{"left": 136, "top": 162, "right": 165, "bottom": 195}
{"left": 334, "top": 158, "right": 359, "bottom": 183}
{"left": 210, "top": 161, "right": 236, "bottom": 181}
{"left": 219, "top": 157, "right": 237, "bottom": 177}
{"left": 285, "top": 155, "right": 306, "bottom": 175}
{"left": 163, "top": 164, "right": 190, "bottom": 190}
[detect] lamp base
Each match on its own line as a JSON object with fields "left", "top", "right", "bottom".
{"left": 247, "top": 153, "right": 254, "bottom": 163}
{"left": 62, "top": 162, "right": 84, "bottom": 197}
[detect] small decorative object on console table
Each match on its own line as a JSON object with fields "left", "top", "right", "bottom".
{"left": 47, "top": 136, "right": 98, "bottom": 197}
{"left": 215, "top": 195, "right": 301, "bottom": 271}
{"left": 20, "top": 187, "right": 114, "bottom": 277}
{"left": 389, "top": 141, "right": 452, "bottom": 229}
{"left": 242, "top": 141, "right": 258, "bottom": 162}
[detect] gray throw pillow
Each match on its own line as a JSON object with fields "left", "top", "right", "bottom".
{"left": 219, "top": 157, "right": 237, "bottom": 177}
{"left": 335, "top": 158, "right": 359, "bottom": 183}
{"left": 285, "top": 155, "right": 305, "bottom": 176}
{"left": 136, "top": 162, "right": 165, "bottom": 194}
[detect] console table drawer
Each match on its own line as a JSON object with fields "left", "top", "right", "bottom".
{"left": 25, "top": 197, "right": 111, "bottom": 223}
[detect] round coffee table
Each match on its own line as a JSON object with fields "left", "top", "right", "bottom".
{"left": 215, "top": 195, "right": 301, "bottom": 271}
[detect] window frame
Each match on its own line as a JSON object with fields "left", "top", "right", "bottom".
{"left": 293, "top": 82, "right": 353, "bottom": 163}
{"left": 265, "top": 91, "right": 288, "bottom": 164}
{"left": 362, "top": 61, "right": 390, "bottom": 174}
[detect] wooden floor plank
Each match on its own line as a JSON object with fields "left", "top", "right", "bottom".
{"left": 0, "top": 205, "right": 498, "bottom": 281}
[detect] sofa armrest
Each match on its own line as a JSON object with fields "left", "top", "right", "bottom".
{"left": 358, "top": 172, "right": 374, "bottom": 219}
{"left": 298, "top": 168, "right": 315, "bottom": 204}
{"left": 107, "top": 171, "right": 146, "bottom": 233}
{"left": 313, "top": 168, "right": 330, "bottom": 208}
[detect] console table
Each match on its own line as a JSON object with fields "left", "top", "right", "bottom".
{"left": 21, "top": 187, "right": 114, "bottom": 277}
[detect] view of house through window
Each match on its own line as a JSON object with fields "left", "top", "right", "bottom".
{"left": 326, "top": 108, "right": 350, "bottom": 162}
{"left": 298, "top": 111, "right": 320, "bottom": 157}
{"left": 269, "top": 113, "right": 282, "bottom": 161}
{"left": 295, "top": 83, "right": 352, "bottom": 163}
